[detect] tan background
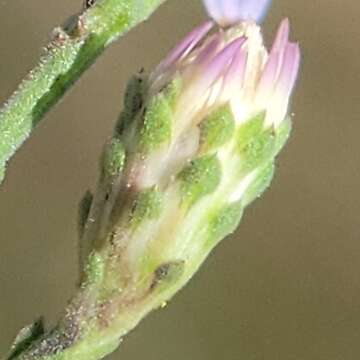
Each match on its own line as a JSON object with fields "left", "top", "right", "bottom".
{"left": 0, "top": 1, "right": 359, "bottom": 359}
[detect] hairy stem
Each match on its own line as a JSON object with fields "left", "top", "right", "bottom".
{"left": 0, "top": 0, "right": 167, "bottom": 184}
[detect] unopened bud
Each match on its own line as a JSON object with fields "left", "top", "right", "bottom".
{"left": 81, "top": 10, "right": 300, "bottom": 342}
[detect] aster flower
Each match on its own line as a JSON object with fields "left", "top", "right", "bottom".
{"left": 2, "top": 2, "right": 301, "bottom": 360}
{"left": 95, "top": 4, "right": 300, "bottom": 304}
{"left": 72, "top": 1, "right": 300, "bottom": 355}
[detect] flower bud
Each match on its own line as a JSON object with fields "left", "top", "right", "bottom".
{"left": 84, "top": 15, "right": 300, "bottom": 343}
{"left": 124, "top": 18, "right": 300, "bottom": 196}
{"left": 100, "top": 16, "right": 300, "bottom": 303}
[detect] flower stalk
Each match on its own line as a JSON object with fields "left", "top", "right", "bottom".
{"left": 0, "top": 0, "right": 168, "bottom": 185}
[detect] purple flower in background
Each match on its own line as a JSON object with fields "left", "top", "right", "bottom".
{"left": 202, "top": 0, "right": 273, "bottom": 26}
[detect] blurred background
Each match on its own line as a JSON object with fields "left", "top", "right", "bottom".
{"left": 0, "top": 1, "right": 359, "bottom": 359}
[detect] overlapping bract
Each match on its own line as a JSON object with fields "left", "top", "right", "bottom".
{"left": 91, "top": 13, "right": 301, "bottom": 329}
{"left": 151, "top": 18, "right": 300, "bottom": 136}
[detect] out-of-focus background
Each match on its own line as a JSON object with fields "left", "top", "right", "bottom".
{"left": 0, "top": 1, "right": 359, "bottom": 359}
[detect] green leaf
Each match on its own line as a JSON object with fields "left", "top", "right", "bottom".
{"left": 0, "top": 0, "right": 167, "bottom": 185}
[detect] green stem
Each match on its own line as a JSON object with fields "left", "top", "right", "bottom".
{"left": 0, "top": 0, "right": 167, "bottom": 184}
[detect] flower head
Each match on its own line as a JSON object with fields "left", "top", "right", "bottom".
{"left": 151, "top": 18, "right": 300, "bottom": 135}
{"left": 106, "top": 13, "right": 301, "bottom": 312}
{"left": 60, "top": 3, "right": 301, "bottom": 354}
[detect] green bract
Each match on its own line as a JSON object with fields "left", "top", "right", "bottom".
{"left": 237, "top": 112, "right": 275, "bottom": 173}
{"left": 131, "top": 187, "right": 163, "bottom": 227}
{"left": 84, "top": 252, "right": 106, "bottom": 286}
{"left": 208, "top": 201, "right": 243, "bottom": 246}
{"left": 4, "top": 8, "right": 299, "bottom": 360}
{"left": 178, "top": 154, "right": 222, "bottom": 209}
{"left": 102, "top": 138, "right": 126, "bottom": 178}
{"left": 242, "top": 162, "right": 275, "bottom": 207}
{"left": 200, "top": 104, "right": 235, "bottom": 152}
{"left": 140, "top": 94, "right": 172, "bottom": 152}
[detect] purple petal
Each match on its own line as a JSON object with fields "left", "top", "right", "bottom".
{"left": 203, "top": 0, "right": 272, "bottom": 26}
{"left": 273, "top": 42, "right": 301, "bottom": 100}
{"left": 270, "top": 18, "right": 290, "bottom": 54}
{"left": 192, "top": 34, "right": 223, "bottom": 69}
{"left": 266, "top": 42, "right": 300, "bottom": 125}
{"left": 256, "top": 50, "right": 281, "bottom": 102}
{"left": 256, "top": 19, "right": 291, "bottom": 103}
{"left": 154, "top": 21, "right": 214, "bottom": 75}
{"left": 223, "top": 38, "right": 248, "bottom": 90}
{"left": 197, "top": 37, "right": 245, "bottom": 91}
{"left": 181, "top": 34, "right": 223, "bottom": 84}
